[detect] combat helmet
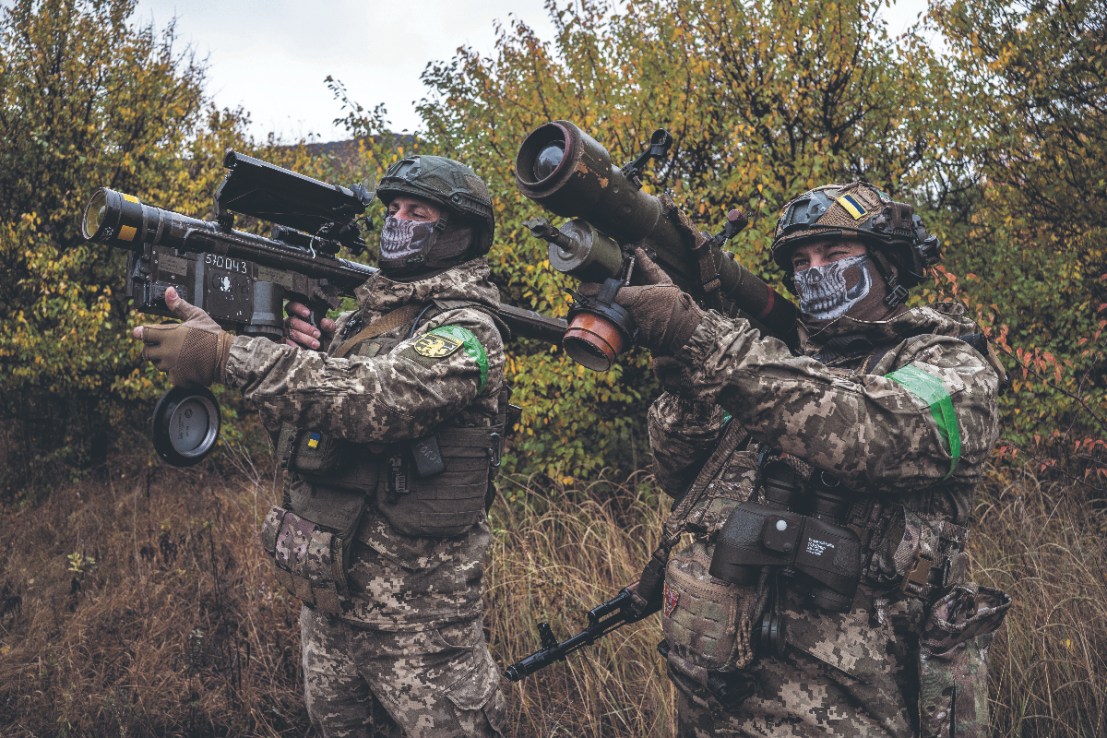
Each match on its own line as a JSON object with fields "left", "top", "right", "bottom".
{"left": 771, "top": 182, "right": 941, "bottom": 303}
{"left": 376, "top": 155, "right": 495, "bottom": 256}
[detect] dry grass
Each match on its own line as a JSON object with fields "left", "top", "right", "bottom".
{"left": 0, "top": 454, "right": 306, "bottom": 737}
{"left": 0, "top": 455, "right": 1103, "bottom": 736}
{"left": 488, "top": 473, "right": 675, "bottom": 737}
{"left": 970, "top": 466, "right": 1107, "bottom": 738}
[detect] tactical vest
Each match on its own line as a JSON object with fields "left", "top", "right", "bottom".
{"left": 654, "top": 343, "right": 977, "bottom": 687}
{"left": 260, "top": 300, "right": 507, "bottom": 614}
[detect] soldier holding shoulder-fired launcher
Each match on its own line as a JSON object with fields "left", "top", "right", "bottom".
{"left": 598, "top": 183, "right": 1011, "bottom": 737}
{"left": 132, "top": 156, "right": 509, "bottom": 738}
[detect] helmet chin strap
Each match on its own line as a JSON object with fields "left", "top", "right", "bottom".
{"left": 867, "top": 248, "right": 909, "bottom": 309}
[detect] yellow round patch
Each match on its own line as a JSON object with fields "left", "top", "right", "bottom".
{"left": 413, "top": 333, "right": 462, "bottom": 358}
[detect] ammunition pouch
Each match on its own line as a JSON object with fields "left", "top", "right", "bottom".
{"left": 260, "top": 506, "right": 353, "bottom": 615}
{"left": 287, "top": 428, "right": 349, "bottom": 474}
{"left": 373, "top": 425, "right": 503, "bottom": 538}
{"left": 864, "top": 506, "right": 969, "bottom": 600}
{"left": 279, "top": 425, "right": 382, "bottom": 492}
{"left": 276, "top": 419, "right": 502, "bottom": 541}
{"left": 260, "top": 429, "right": 376, "bottom": 612}
{"left": 660, "top": 544, "right": 758, "bottom": 688}
{"left": 918, "top": 583, "right": 1011, "bottom": 738}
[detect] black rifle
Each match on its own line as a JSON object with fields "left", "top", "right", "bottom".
{"left": 83, "top": 150, "right": 565, "bottom": 465}
{"left": 505, "top": 586, "right": 660, "bottom": 681}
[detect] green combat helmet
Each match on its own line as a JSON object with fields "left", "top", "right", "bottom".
{"left": 770, "top": 182, "right": 942, "bottom": 305}
{"left": 376, "top": 155, "right": 495, "bottom": 266}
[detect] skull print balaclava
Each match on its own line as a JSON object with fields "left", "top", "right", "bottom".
{"left": 378, "top": 215, "right": 476, "bottom": 280}
{"left": 793, "top": 253, "right": 875, "bottom": 321}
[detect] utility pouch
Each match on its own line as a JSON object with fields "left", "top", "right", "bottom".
{"left": 292, "top": 430, "right": 348, "bottom": 474}
{"left": 277, "top": 424, "right": 350, "bottom": 476}
{"left": 661, "top": 544, "right": 757, "bottom": 686}
{"left": 373, "top": 425, "right": 499, "bottom": 538}
{"left": 918, "top": 583, "right": 1012, "bottom": 738}
{"left": 865, "top": 507, "right": 969, "bottom": 599}
{"left": 278, "top": 424, "right": 383, "bottom": 492}
{"left": 260, "top": 506, "right": 351, "bottom": 615}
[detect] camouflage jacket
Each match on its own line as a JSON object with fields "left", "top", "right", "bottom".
{"left": 224, "top": 258, "right": 506, "bottom": 629}
{"left": 225, "top": 258, "right": 504, "bottom": 443}
{"left": 649, "top": 303, "right": 1004, "bottom": 731}
{"left": 649, "top": 303, "right": 1002, "bottom": 526}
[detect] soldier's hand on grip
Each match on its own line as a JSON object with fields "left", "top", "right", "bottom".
{"left": 627, "top": 243, "right": 676, "bottom": 286}
{"left": 284, "top": 301, "right": 336, "bottom": 350}
{"left": 617, "top": 249, "right": 704, "bottom": 356}
{"left": 133, "top": 287, "right": 233, "bottom": 387}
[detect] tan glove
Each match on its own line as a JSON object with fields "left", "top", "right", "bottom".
{"left": 133, "top": 287, "right": 233, "bottom": 387}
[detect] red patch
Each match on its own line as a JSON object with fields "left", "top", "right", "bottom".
{"left": 663, "top": 582, "right": 680, "bottom": 617}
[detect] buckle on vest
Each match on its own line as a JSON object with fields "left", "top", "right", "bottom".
{"left": 901, "top": 550, "right": 935, "bottom": 598}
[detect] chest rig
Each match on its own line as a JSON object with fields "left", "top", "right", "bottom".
{"left": 649, "top": 342, "right": 973, "bottom": 687}
{"left": 259, "top": 300, "right": 507, "bottom": 614}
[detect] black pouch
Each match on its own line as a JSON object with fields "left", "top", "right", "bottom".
{"left": 288, "top": 429, "right": 349, "bottom": 475}
{"left": 918, "top": 583, "right": 1012, "bottom": 738}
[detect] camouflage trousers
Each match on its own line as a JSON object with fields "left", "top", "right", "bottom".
{"left": 300, "top": 606, "right": 507, "bottom": 738}
{"left": 670, "top": 595, "right": 925, "bottom": 737}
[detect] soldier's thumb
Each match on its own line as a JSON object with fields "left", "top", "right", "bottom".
{"left": 633, "top": 248, "right": 672, "bottom": 286}
{"left": 166, "top": 288, "right": 205, "bottom": 323}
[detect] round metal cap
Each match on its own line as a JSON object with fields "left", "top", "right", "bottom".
{"left": 151, "top": 386, "right": 221, "bottom": 467}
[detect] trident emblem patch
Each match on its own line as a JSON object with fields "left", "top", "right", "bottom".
{"left": 412, "top": 333, "right": 462, "bottom": 358}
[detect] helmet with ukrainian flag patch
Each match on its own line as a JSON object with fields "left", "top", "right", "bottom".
{"left": 770, "top": 182, "right": 941, "bottom": 289}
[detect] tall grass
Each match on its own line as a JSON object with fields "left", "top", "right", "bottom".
{"left": 488, "top": 473, "right": 675, "bottom": 737}
{"left": 971, "top": 467, "right": 1107, "bottom": 738}
{"left": 0, "top": 455, "right": 1103, "bottom": 736}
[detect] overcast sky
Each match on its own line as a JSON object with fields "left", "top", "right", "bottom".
{"left": 131, "top": 0, "right": 929, "bottom": 143}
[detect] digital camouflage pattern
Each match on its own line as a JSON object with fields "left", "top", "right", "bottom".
{"left": 918, "top": 584, "right": 1011, "bottom": 738}
{"left": 225, "top": 259, "right": 504, "bottom": 448}
{"left": 224, "top": 258, "right": 507, "bottom": 736}
{"left": 649, "top": 303, "right": 1003, "bottom": 737}
{"left": 672, "top": 590, "right": 925, "bottom": 736}
{"left": 301, "top": 606, "right": 506, "bottom": 738}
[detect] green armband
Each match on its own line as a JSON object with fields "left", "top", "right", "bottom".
{"left": 887, "top": 363, "right": 962, "bottom": 477}
{"left": 424, "top": 325, "right": 489, "bottom": 392}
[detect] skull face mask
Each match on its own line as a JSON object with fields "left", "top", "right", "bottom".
{"left": 380, "top": 215, "right": 437, "bottom": 261}
{"left": 793, "top": 253, "right": 874, "bottom": 321}
{"left": 378, "top": 213, "right": 477, "bottom": 280}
